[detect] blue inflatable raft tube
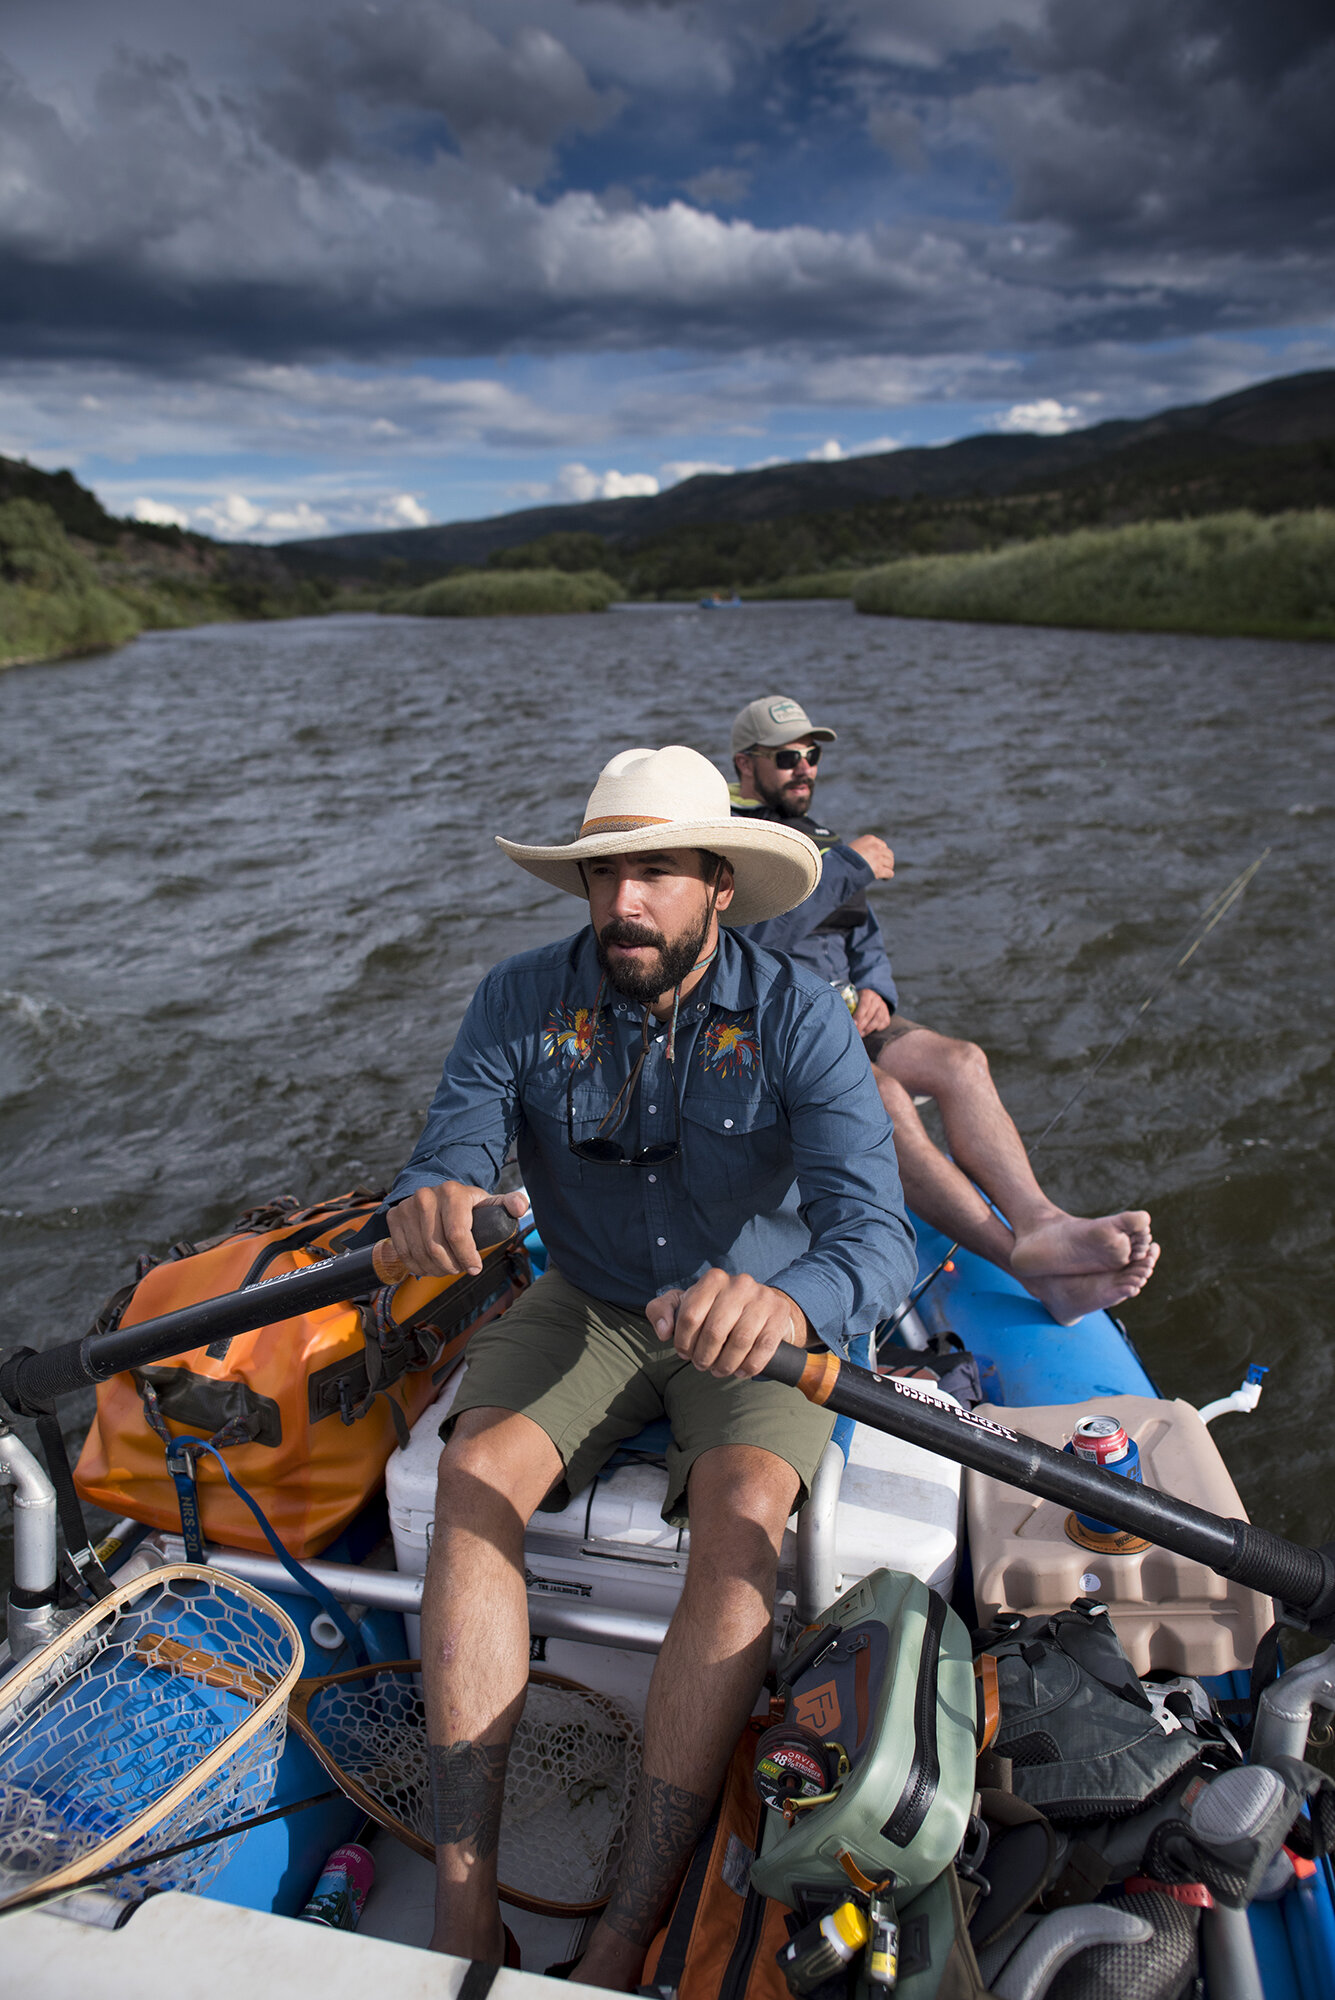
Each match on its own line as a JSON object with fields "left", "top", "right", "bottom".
{"left": 905, "top": 1213, "right": 1157, "bottom": 1407}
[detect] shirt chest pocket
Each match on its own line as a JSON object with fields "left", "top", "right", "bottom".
{"left": 680, "top": 1089, "right": 785, "bottom": 1198}
{"left": 522, "top": 1065, "right": 612, "bottom": 1186}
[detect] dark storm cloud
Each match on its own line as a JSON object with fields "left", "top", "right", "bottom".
{"left": 0, "top": 0, "right": 1330, "bottom": 373}
{"left": 981, "top": 0, "right": 1335, "bottom": 254}
{"left": 254, "top": 4, "right": 620, "bottom": 185}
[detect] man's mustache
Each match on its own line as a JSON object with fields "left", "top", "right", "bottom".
{"left": 599, "top": 920, "right": 667, "bottom": 951}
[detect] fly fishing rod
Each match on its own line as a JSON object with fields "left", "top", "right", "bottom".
{"left": 3, "top": 1204, "right": 1333, "bottom": 1635}
{"left": 758, "top": 1342, "right": 1335, "bottom": 1635}
{"left": 885, "top": 847, "right": 1271, "bottom": 1333}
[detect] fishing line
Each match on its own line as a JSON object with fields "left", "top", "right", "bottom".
{"left": 882, "top": 848, "right": 1271, "bottom": 1337}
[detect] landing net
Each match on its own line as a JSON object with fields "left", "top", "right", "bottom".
{"left": 0, "top": 1563, "right": 303, "bottom": 1911}
{"left": 289, "top": 1662, "right": 641, "bottom": 1915}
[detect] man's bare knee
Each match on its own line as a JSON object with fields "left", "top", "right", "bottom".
{"left": 940, "top": 1034, "right": 990, "bottom": 1086}
{"left": 882, "top": 1026, "right": 991, "bottom": 1099}
{"left": 683, "top": 1447, "right": 798, "bottom": 1596}
{"left": 436, "top": 1408, "right": 562, "bottom": 1528}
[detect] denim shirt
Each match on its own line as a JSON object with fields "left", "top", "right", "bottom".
{"left": 388, "top": 926, "right": 915, "bottom": 1356}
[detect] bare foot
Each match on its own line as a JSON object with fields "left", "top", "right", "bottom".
{"left": 1021, "top": 1241, "right": 1160, "bottom": 1327}
{"left": 1009, "top": 1209, "right": 1152, "bottom": 1278}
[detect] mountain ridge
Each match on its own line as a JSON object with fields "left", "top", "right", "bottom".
{"left": 277, "top": 368, "right": 1335, "bottom": 573}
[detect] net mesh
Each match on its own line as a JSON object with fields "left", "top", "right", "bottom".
{"left": 291, "top": 1664, "right": 641, "bottom": 1914}
{"left": 0, "top": 1563, "right": 303, "bottom": 1909}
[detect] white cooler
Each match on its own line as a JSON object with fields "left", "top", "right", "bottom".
{"left": 387, "top": 1362, "right": 963, "bottom": 1658}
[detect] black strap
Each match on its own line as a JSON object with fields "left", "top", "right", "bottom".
{"left": 1245, "top": 1621, "right": 1284, "bottom": 1747}
{"left": 651, "top": 1790, "right": 725, "bottom": 1991}
{"left": 34, "top": 1407, "right": 115, "bottom": 1600}
{"left": 239, "top": 1205, "right": 380, "bottom": 1289}
{"left": 456, "top": 1964, "right": 501, "bottom": 2000}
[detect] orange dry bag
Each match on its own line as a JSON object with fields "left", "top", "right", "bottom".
{"left": 74, "top": 1191, "right": 528, "bottom": 1558}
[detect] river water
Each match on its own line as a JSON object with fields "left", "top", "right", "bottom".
{"left": 1, "top": 605, "right": 1332, "bottom": 1589}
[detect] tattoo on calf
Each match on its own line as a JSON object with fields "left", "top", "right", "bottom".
{"left": 430, "top": 1738, "right": 509, "bottom": 1858}
{"left": 603, "top": 1775, "right": 710, "bottom": 1947}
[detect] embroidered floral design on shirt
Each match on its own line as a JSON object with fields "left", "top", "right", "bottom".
{"left": 543, "top": 1005, "right": 605, "bottom": 1068}
{"left": 699, "top": 1014, "right": 760, "bottom": 1078}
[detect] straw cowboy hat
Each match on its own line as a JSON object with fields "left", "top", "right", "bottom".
{"left": 496, "top": 745, "right": 821, "bottom": 926}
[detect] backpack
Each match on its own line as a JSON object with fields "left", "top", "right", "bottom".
{"left": 74, "top": 1190, "right": 528, "bottom": 1556}
{"left": 640, "top": 1568, "right": 985, "bottom": 2000}
{"left": 978, "top": 1603, "right": 1219, "bottom": 1827}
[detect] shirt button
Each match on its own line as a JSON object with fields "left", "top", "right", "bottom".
{"left": 648, "top": 1174, "right": 657, "bottom": 1184}
{"left": 657, "top": 1236, "right": 666, "bottom": 1246}
{"left": 648, "top": 1104, "right": 657, "bottom": 1114}
{"left": 723, "top": 1118, "right": 733, "bottom": 1129}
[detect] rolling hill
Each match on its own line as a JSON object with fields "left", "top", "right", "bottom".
{"left": 277, "top": 369, "right": 1335, "bottom": 579}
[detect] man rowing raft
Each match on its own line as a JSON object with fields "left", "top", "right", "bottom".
{"left": 384, "top": 744, "right": 915, "bottom": 1987}
{"left": 726, "top": 694, "right": 1160, "bottom": 1324}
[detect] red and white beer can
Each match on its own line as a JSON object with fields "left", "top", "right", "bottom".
{"left": 1070, "top": 1415, "right": 1133, "bottom": 1468}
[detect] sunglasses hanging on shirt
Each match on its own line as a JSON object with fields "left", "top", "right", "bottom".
{"left": 566, "top": 1004, "right": 682, "bottom": 1166}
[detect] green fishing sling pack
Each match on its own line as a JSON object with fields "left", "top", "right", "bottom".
{"left": 750, "top": 1567, "right": 978, "bottom": 1911}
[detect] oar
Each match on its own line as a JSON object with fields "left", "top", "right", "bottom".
{"left": 0, "top": 1202, "right": 520, "bottom": 1418}
{"left": 5, "top": 1213, "right": 1330, "bottom": 1634}
{"left": 758, "top": 1344, "right": 1335, "bottom": 1634}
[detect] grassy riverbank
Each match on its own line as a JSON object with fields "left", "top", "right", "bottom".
{"left": 381, "top": 567, "right": 621, "bottom": 616}
{"left": 853, "top": 510, "right": 1335, "bottom": 640}
{"left": 0, "top": 496, "right": 358, "bottom": 669}
{"left": 0, "top": 501, "right": 141, "bottom": 666}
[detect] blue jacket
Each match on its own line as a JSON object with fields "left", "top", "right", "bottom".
{"left": 729, "top": 790, "right": 898, "bottom": 1009}
{"left": 389, "top": 925, "right": 915, "bottom": 1349}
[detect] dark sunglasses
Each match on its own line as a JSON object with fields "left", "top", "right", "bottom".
{"left": 766, "top": 744, "right": 821, "bottom": 770}
{"left": 566, "top": 1007, "right": 681, "bottom": 1167}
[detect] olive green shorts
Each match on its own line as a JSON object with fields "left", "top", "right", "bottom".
{"left": 443, "top": 1266, "right": 836, "bottom": 1526}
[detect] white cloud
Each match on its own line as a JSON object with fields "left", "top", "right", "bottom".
{"left": 374, "top": 492, "right": 431, "bottom": 527}
{"left": 658, "top": 459, "right": 734, "bottom": 486}
{"left": 194, "top": 494, "right": 265, "bottom": 535}
{"left": 807, "top": 438, "right": 846, "bottom": 461}
{"left": 256, "top": 501, "right": 329, "bottom": 534}
{"left": 553, "top": 462, "right": 659, "bottom": 501}
{"left": 993, "top": 398, "right": 1083, "bottom": 435}
{"left": 131, "top": 495, "right": 189, "bottom": 528}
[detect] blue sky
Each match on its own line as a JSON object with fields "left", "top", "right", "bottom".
{"left": 1, "top": 1, "right": 1332, "bottom": 541}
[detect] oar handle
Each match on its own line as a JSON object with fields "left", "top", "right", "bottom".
{"left": 0, "top": 1199, "right": 522, "bottom": 1418}
{"left": 762, "top": 1344, "right": 1335, "bottom": 1630}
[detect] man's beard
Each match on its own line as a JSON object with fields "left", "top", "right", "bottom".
{"left": 752, "top": 767, "right": 814, "bottom": 818}
{"left": 596, "top": 910, "right": 711, "bottom": 1004}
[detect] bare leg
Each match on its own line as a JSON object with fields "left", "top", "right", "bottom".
{"left": 872, "top": 1028, "right": 1158, "bottom": 1324}
{"left": 422, "top": 1406, "right": 564, "bottom": 1960}
{"left": 574, "top": 1444, "right": 799, "bottom": 1991}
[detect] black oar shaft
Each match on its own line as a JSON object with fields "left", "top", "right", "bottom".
{"left": 0, "top": 1205, "right": 519, "bottom": 1417}
{"left": 761, "top": 1345, "right": 1335, "bottom": 1621}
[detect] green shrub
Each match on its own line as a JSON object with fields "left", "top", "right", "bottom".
{"left": 853, "top": 511, "right": 1335, "bottom": 640}
{"left": 741, "top": 570, "right": 872, "bottom": 600}
{"left": 383, "top": 567, "right": 622, "bottom": 617}
{"left": 0, "top": 500, "right": 141, "bottom": 666}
